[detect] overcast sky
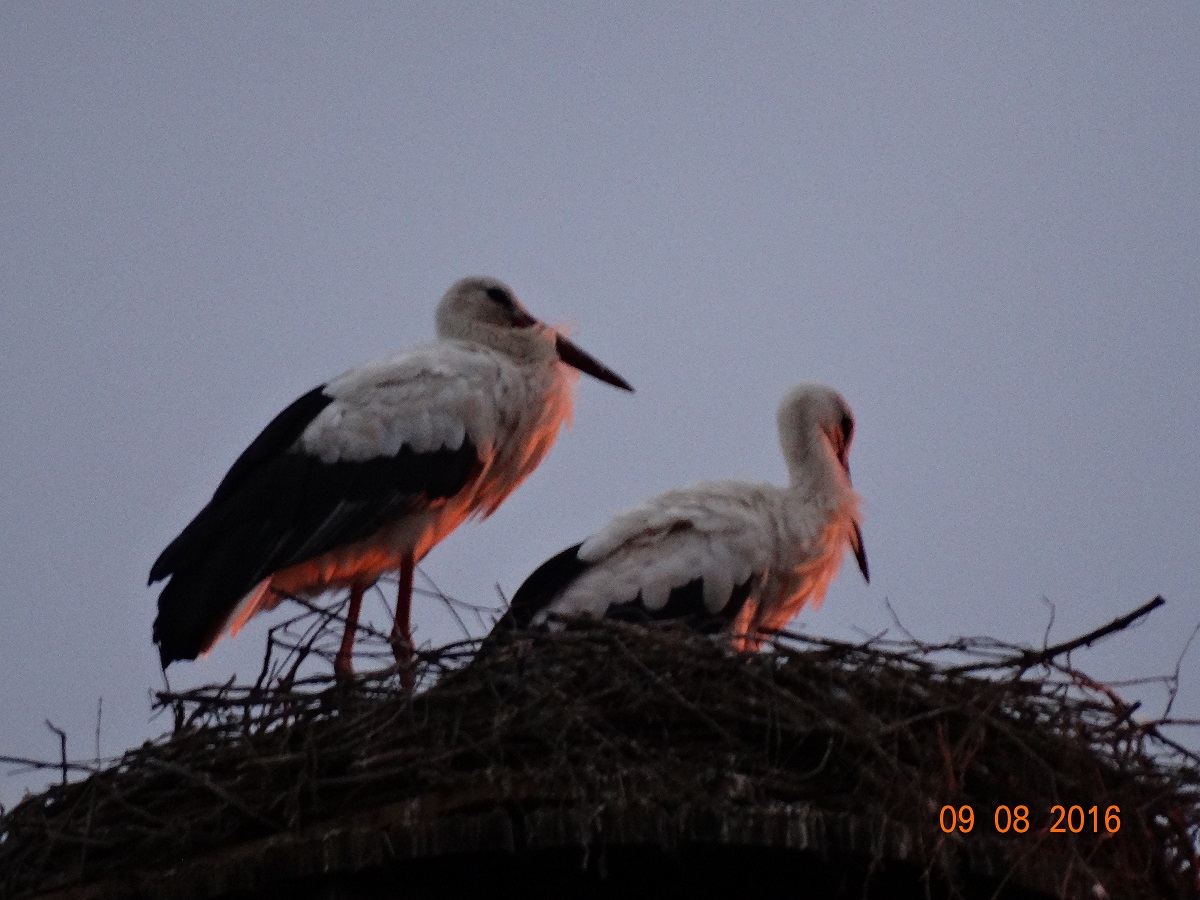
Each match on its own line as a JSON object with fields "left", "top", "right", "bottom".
{"left": 3, "top": 3, "right": 1198, "bottom": 809}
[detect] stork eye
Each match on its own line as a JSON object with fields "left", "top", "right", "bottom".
{"left": 840, "top": 414, "right": 854, "bottom": 444}
{"left": 485, "top": 286, "right": 514, "bottom": 308}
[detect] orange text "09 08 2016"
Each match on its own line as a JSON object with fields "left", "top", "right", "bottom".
{"left": 938, "top": 805, "right": 1121, "bottom": 834}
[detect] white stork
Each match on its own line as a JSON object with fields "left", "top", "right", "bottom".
{"left": 495, "top": 382, "right": 867, "bottom": 645}
{"left": 150, "top": 276, "right": 633, "bottom": 677}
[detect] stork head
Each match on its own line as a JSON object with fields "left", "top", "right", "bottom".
{"left": 777, "top": 382, "right": 869, "bottom": 581}
{"left": 436, "top": 277, "right": 633, "bottom": 391}
{"left": 777, "top": 382, "right": 856, "bottom": 475}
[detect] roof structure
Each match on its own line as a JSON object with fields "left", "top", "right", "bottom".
{"left": 2, "top": 598, "right": 1196, "bottom": 899}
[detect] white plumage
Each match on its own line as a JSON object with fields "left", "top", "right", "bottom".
{"left": 499, "top": 382, "right": 868, "bottom": 645}
{"left": 151, "top": 276, "right": 633, "bottom": 677}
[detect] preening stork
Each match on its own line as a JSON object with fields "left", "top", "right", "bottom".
{"left": 150, "top": 276, "right": 633, "bottom": 677}
{"left": 495, "top": 382, "right": 868, "bottom": 645}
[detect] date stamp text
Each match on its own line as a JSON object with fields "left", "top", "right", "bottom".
{"left": 938, "top": 804, "right": 1121, "bottom": 835}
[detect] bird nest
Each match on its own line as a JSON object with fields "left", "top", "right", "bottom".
{"left": 1, "top": 596, "right": 1198, "bottom": 899}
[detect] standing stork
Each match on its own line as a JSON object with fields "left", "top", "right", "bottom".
{"left": 150, "top": 276, "right": 633, "bottom": 678}
{"left": 494, "top": 382, "right": 868, "bottom": 645}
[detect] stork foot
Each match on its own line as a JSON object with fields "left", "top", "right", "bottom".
{"left": 392, "top": 553, "right": 416, "bottom": 690}
{"left": 390, "top": 632, "right": 416, "bottom": 691}
{"left": 333, "top": 652, "right": 356, "bottom": 684}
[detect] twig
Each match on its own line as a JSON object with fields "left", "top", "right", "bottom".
{"left": 94, "top": 697, "right": 103, "bottom": 767}
{"left": 1040, "top": 595, "right": 1057, "bottom": 651}
{"left": 45, "top": 720, "right": 68, "bottom": 786}
{"left": 946, "top": 596, "right": 1165, "bottom": 675}
{"left": 0, "top": 755, "right": 102, "bottom": 775}
{"left": 1165, "top": 619, "right": 1200, "bottom": 720}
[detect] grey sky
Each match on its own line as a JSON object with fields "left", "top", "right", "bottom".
{"left": 3, "top": 3, "right": 1198, "bottom": 808}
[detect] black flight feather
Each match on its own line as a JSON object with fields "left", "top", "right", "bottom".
{"left": 498, "top": 542, "right": 590, "bottom": 629}
{"left": 150, "top": 386, "right": 481, "bottom": 667}
{"left": 607, "top": 576, "right": 755, "bottom": 634}
{"left": 149, "top": 385, "right": 335, "bottom": 584}
{"left": 497, "top": 541, "right": 755, "bottom": 635}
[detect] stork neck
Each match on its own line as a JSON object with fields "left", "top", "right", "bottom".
{"left": 782, "top": 425, "right": 844, "bottom": 496}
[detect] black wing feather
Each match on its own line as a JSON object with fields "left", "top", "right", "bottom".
{"left": 497, "top": 542, "right": 590, "bottom": 630}
{"left": 149, "top": 386, "right": 334, "bottom": 584}
{"left": 607, "top": 576, "right": 754, "bottom": 634}
{"left": 496, "top": 542, "right": 754, "bottom": 636}
{"left": 151, "top": 391, "right": 481, "bottom": 666}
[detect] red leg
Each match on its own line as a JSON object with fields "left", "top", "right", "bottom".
{"left": 335, "top": 583, "right": 364, "bottom": 681}
{"left": 391, "top": 553, "right": 415, "bottom": 689}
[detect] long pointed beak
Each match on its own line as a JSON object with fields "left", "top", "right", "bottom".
{"left": 555, "top": 334, "right": 634, "bottom": 392}
{"left": 851, "top": 521, "right": 870, "bottom": 583}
